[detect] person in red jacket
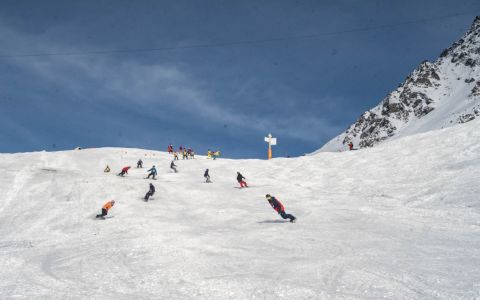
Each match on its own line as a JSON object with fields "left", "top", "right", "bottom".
{"left": 118, "top": 166, "right": 131, "bottom": 177}
{"left": 96, "top": 200, "right": 115, "bottom": 219}
{"left": 265, "top": 194, "right": 296, "bottom": 222}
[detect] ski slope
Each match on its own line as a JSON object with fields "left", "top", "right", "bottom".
{"left": 1, "top": 119, "right": 480, "bottom": 299}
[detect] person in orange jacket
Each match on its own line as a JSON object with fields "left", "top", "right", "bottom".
{"left": 118, "top": 166, "right": 131, "bottom": 177}
{"left": 96, "top": 200, "right": 115, "bottom": 219}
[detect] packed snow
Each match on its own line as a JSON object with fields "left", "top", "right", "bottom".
{"left": 0, "top": 119, "right": 479, "bottom": 299}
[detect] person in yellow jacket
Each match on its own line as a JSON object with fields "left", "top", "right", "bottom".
{"left": 96, "top": 200, "right": 115, "bottom": 219}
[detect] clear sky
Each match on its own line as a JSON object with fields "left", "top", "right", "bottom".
{"left": 0, "top": 0, "right": 479, "bottom": 158}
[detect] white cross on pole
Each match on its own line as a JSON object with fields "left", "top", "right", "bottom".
{"left": 264, "top": 133, "right": 277, "bottom": 160}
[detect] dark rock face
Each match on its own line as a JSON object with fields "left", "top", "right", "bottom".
{"left": 472, "top": 82, "right": 480, "bottom": 97}
{"left": 329, "top": 16, "right": 480, "bottom": 151}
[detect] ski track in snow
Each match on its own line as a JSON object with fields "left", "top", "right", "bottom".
{"left": 0, "top": 120, "right": 480, "bottom": 299}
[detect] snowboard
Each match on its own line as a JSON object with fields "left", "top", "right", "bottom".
{"left": 95, "top": 215, "right": 114, "bottom": 220}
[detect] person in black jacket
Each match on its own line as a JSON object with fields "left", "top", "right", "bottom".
{"left": 144, "top": 183, "right": 155, "bottom": 201}
{"left": 266, "top": 194, "right": 296, "bottom": 222}
{"left": 236, "top": 172, "right": 248, "bottom": 188}
{"left": 204, "top": 169, "right": 211, "bottom": 183}
{"left": 170, "top": 160, "right": 178, "bottom": 173}
{"left": 137, "top": 159, "right": 143, "bottom": 168}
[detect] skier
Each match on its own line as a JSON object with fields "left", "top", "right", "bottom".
{"left": 173, "top": 152, "right": 179, "bottom": 160}
{"left": 118, "top": 166, "right": 131, "bottom": 177}
{"left": 144, "top": 183, "right": 155, "bottom": 201}
{"left": 265, "top": 194, "right": 296, "bottom": 222}
{"left": 137, "top": 159, "right": 143, "bottom": 168}
{"left": 167, "top": 144, "right": 173, "bottom": 154}
{"left": 96, "top": 200, "right": 115, "bottom": 219}
{"left": 170, "top": 160, "right": 178, "bottom": 173}
{"left": 147, "top": 165, "right": 157, "bottom": 179}
{"left": 182, "top": 149, "right": 188, "bottom": 160}
{"left": 104, "top": 165, "right": 110, "bottom": 173}
{"left": 204, "top": 169, "right": 211, "bottom": 183}
{"left": 348, "top": 142, "right": 353, "bottom": 151}
{"left": 236, "top": 171, "right": 248, "bottom": 188}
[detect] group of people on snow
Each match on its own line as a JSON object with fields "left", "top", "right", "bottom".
{"left": 168, "top": 144, "right": 195, "bottom": 160}
{"left": 97, "top": 151, "right": 296, "bottom": 222}
{"left": 207, "top": 149, "right": 221, "bottom": 160}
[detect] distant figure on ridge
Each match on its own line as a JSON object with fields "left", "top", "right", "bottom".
{"left": 137, "top": 159, "right": 143, "bottom": 168}
{"left": 236, "top": 171, "right": 248, "bottom": 188}
{"left": 104, "top": 165, "right": 110, "bottom": 173}
{"left": 144, "top": 183, "right": 155, "bottom": 201}
{"left": 265, "top": 194, "right": 296, "bottom": 223}
{"left": 147, "top": 165, "right": 157, "bottom": 179}
{"left": 118, "top": 166, "right": 131, "bottom": 177}
{"left": 96, "top": 200, "right": 115, "bottom": 219}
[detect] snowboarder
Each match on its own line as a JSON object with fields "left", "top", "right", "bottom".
{"left": 236, "top": 171, "right": 248, "bottom": 188}
{"left": 118, "top": 166, "right": 131, "bottom": 177}
{"left": 144, "top": 183, "right": 155, "bottom": 201}
{"left": 96, "top": 200, "right": 115, "bottom": 219}
{"left": 348, "top": 142, "right": 357, "bottom": 151}
{"left": 265, "top": 194, "right": 296, "bottom": 222}
{"left": 204, "top": 169, "right": 211, "bottom": 183}
{"left": 170, "top": 160, "right": 178, "bottom": 173}
{"left": 137, "top": 159, "right": 143, "bottom": 168}
{"left": 147, "top": 165, "right": 157, "bottom": 179}
{"left": 104, "top": 165, "right": 110, "bottom": 173}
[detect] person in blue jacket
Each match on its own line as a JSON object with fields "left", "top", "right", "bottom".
{"left": 147, "top": 165, "right": 157, "bottom": 179}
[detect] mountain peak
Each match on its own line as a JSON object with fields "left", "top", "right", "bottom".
{"left": 319, "top": 16, "right": 480, "bottom": 152}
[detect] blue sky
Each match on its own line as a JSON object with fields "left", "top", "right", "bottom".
{"left": 0, "top": 0, "right": 479, "bottom": 158}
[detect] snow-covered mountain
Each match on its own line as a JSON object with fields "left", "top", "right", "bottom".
{"left": 0, "top": 119, "right": 479, "bottom": 299}
{"left": 320, "top": 16, "right": 480, "bottom": 152}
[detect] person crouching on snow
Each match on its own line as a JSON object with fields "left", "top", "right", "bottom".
{"left": 96, "top": 200, "right": 115, "bottom": 219}
{"left": 118, "top": 166, "right": 131, "bottom": 176}
{"left": 265, "top": 194, "right": 296, "bottom": 222}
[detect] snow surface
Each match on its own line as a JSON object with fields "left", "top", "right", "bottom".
{"left": 1, "top": 119, "right": 480, "bottom": 299}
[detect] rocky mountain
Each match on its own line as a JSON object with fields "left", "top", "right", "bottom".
{"left": 319, "top": 16, "right": 480, "bottom": 152}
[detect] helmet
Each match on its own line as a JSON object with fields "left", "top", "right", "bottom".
{"left": 111, "top": 200, "right": 115, "bottom": 204}
{"left": 265, "top": 194, "right": 271, "bottom": 199}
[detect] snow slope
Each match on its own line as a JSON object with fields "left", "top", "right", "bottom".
{"left": 1, "top": 119, "right": 480, "bottom": 299}
{"left": 319, "top": 16, "right": 480, "bottom": 152}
